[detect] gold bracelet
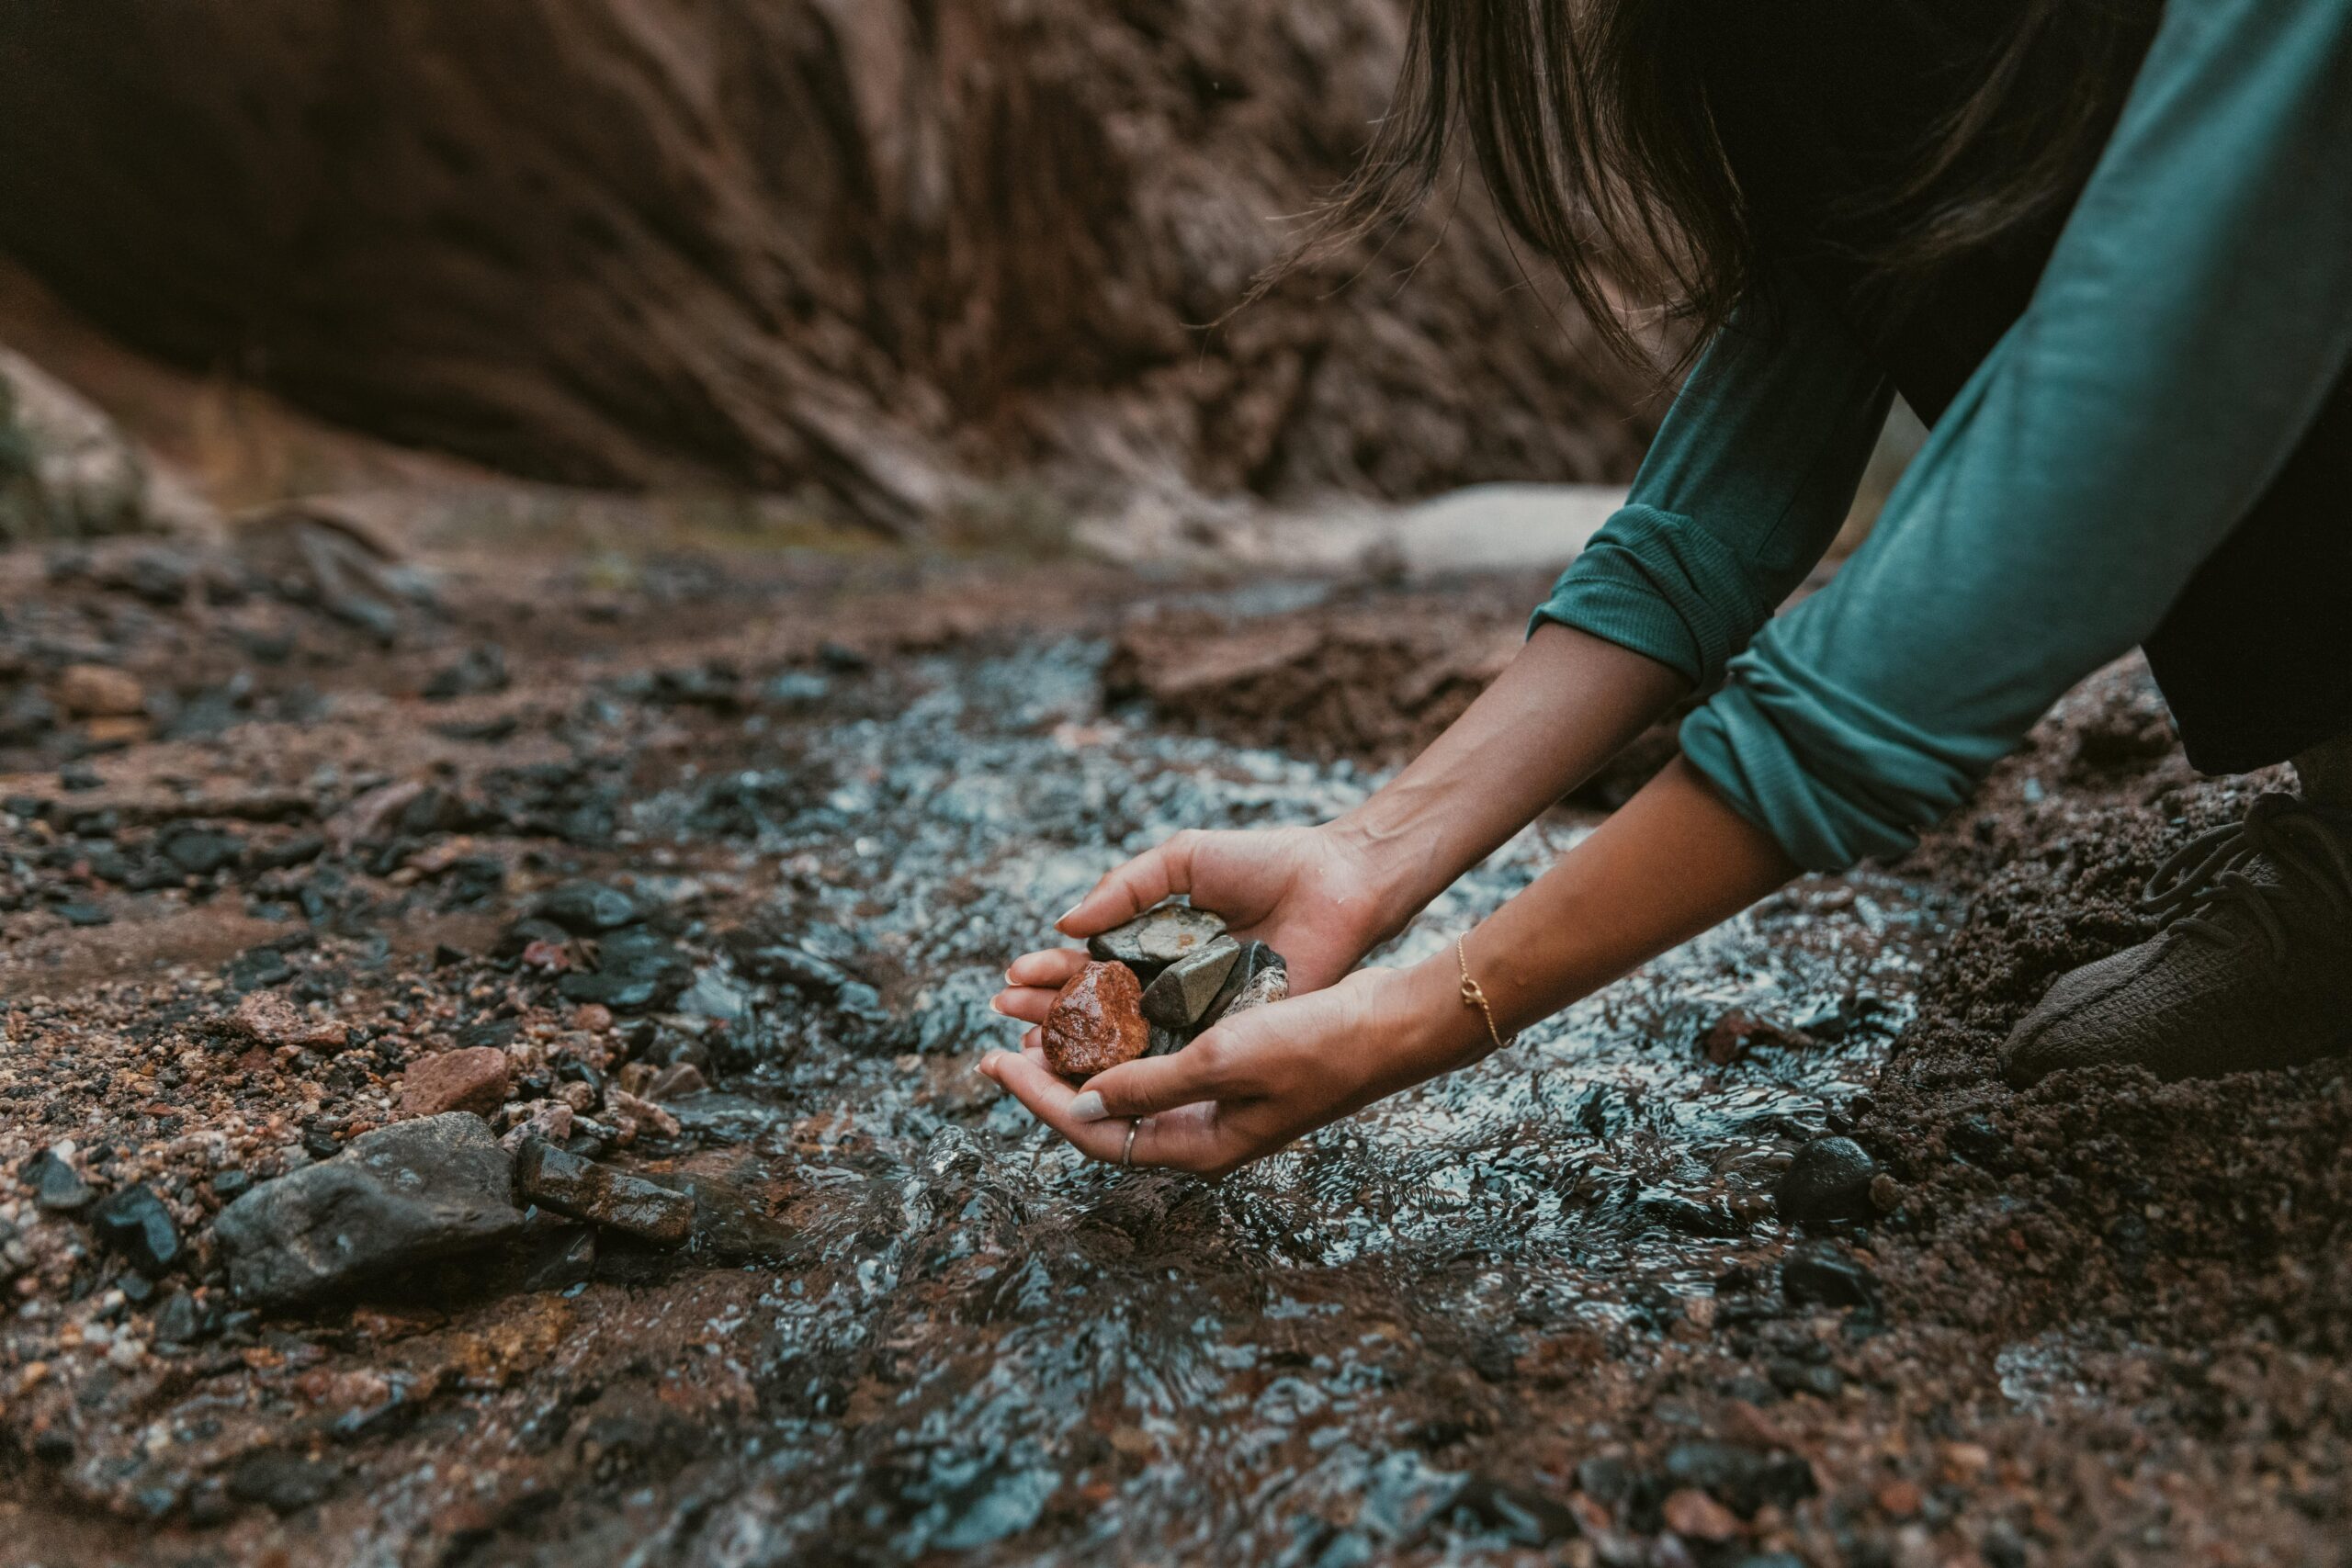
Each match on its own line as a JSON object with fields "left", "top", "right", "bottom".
{"left": 1454, "top": 933, "right": 1514, "bottom": 1053}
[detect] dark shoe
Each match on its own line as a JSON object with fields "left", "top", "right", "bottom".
{"left": 2000, "top": 794, "right": 2352, "bottom": 1085}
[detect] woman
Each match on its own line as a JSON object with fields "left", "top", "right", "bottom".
{"left": 982, "top": 0, "right": 2352, "bottom": 1175}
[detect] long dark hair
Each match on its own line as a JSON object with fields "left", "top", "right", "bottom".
{"left": 1288, "top": 0, "right": 2152, "bottom": 373}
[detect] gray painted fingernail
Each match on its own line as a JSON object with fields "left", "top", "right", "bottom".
{"left": 1069, "top": 1091, "right": 1108, "bottom": 1122}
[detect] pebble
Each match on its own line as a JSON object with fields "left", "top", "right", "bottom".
{"left": 535, "top": 880, "right": 643, "bottom": 933}
{"left": 1042, "top": 960, "right": 1151, "bottom": 1078}
{"left": 55, "top": 662, "right": 144, "bottom": 717}
{"left": 222, "top": 990, "right": 348, "bottom": 1052}
{"left": 213, "top": 1113, "right": 527, "bottom": 1306}
{"left": 1781, "top": 1242, "right": 1880, "bottom": 1314}
{"left": 1775, "top": 1135, "right": 1881, "bottom": 1225}
{"left": 396, "top": 1046, "right": 513, "bottom": 1120}
{"left": 25, "top": 1146, "right": 94, "bottom": 1212}
{"left": 90, "top": 1183, "right": 182, "bottom": 1274}
{"left": 1139, "top": 935, "right": 1240, "bottom": 1030}
{"left": 1661, "top": 1486, "right": 1742, "bottom": 1542}
{"left": 1663, "top": 1439, "right": 1818, "bottom": 1515}
{"left": 1087, "top": 903, "right": 1227, "bottom": 981}
{"left": 515, "top": 1137, "right": 694, "bottom": 1247}
{"left": 1213, "top": 961, "right": 1289, "bottom": 1022}
{"left": 1202, "top": 941, "right": 1286, "bottom": 1028}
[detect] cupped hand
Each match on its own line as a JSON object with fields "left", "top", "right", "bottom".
{"left": 978, "top": 961, "right": 1481, "bottom": 1178}
{"left": 992, "top": 825, "right": 1398, "bottom": 1029}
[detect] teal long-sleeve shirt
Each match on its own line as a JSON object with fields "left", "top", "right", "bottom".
{"left": 1532, "top": 0, "right": 2352, "bottom": 872}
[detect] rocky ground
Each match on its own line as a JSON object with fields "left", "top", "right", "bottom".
{"left": 0, "top": 528, "right": 2344, "bottom": 1568}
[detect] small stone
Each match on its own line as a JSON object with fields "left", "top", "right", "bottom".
{"left": 1200, "top": 941, "right": 1287, "bottom": 1028}
{"left": 645, "top": 1062, "right": 708, "bottom": 1100}
{"left": 1662, "top": 1487, "right": 1742, "bottom": 1542}
{"left": 606, "top": 1088, "right": 680, "bottom": 1144}
{"left": 222, "top": 990, "right": 347, "bottom": 1052}
{"left": 535, "top": 880, "right": 642, "bottom": 933}
{"left": 1042, "top": 960, "right": 1151, "bottom": 1078}
{"left": 1702, "top": 1009, "right": 1807, "bottom": 1066}
{"left": 1086, "top": 902, "right": 1227, "bottom": 981}
{"left": 1664, "top": 1440, "right": 1818, "bottom": 1516}
{"left": 213, "top": 1113, "right": 526, "bottom": 1306}
{"left": 1140, "top": 935, "right": 1240, "bottom": 1030}
{"left": 55, "top": 662, "right": 144, "bottom": 717}
{"left": 226, "top": 1450, "right": 338, "bottom": 1515}
{"left": 90, "top": 1183, "right": 182, "bottom": 1274}
{"left": 396, "top": 1046, "right": 512, "bottom": 1121}
{"left": 1781, "top": 1242, "right": 1879, "bottom": 1314}
{"left": 515, "top": 1137, "right": 695, "bottom": 1247}
{"left": 499, "top": 1100, "right": 575, "bottom": 1153}
{"left": 25, "top": 1147, "right": 93, "bottom": 1212}
{"left": 1213, "top": 961, "right": 1289, "bottom": 1023}
{"left": 1775, "top": 1136, "right": 1880, "bottom": 1225}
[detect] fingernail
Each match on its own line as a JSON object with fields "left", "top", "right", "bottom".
{"left": 974, "top": 1053, "right": 1000, "bottom": 1080}
{"left": 1003, "top": 967, "right": 1020, "bottom": 987}
{"left": 989, "top": 995, "right": 1009, "bottom": 1016}
{"left": 1069, "top": 1090, "right": 1108, "bottom": 1122}
{"left": 1056, "top": 903, "right": 1084, "bottom": 928}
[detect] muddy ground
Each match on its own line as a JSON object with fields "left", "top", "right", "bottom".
{"left": 0, "top": 528, "right": 2345, "bottom": 1568}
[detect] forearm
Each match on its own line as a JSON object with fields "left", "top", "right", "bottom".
{"left": 1329, "top": 622, "right": 1689, "bottom": 937}
{"left": 1391, "top": 756, "right": 1800, "bottom": 1073}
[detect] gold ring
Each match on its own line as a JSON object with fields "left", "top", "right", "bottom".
{"left": 1122, "top": 1119, "right": 1142, "bottom": 1168}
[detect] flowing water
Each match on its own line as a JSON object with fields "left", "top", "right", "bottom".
{"left": 591, "top": 628, "right": 1950, "bottom": 1565}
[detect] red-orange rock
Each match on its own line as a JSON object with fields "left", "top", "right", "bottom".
{"left": 1043, "top": 961, "right": 1150, "bottom": 1079}
{"left": 397, "top": 1046, "right": 512, "bottom": 1120}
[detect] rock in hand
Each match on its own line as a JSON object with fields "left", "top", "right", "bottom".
{"left": 1041, "top": 902, "right": 1289, "bottom": 1080}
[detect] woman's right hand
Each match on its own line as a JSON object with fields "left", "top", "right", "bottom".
{"left": 992, "top": 824, "right": 1401, "bottom": 1025}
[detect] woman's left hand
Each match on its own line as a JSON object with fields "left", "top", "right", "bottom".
{"left": 978, "top": 960, "right": 1484, "bottom": 1177}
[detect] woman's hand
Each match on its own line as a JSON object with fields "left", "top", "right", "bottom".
{"left": 978, "top": 959, "right": 1485, "bottom": 1177}
{"left": 993, "top": 824, "right": 1401, "bottom": 1026}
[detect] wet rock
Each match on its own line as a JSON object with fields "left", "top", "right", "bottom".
{"left": 1662, "top": 1440, "right": 1816, "bottom": 1517}
{"left": 1438, "top": 1474, "right": 1581, "bottom": 1547}
{"left": 225, "top": 1450, "right": 339, "bottom": 1515}
{"left": 158, "top": 823, "right": 243, "bottom": 875}
{"left": 220, "top": 989, "right": 348, "bottom": 1052}
{"left": 90, "top": 1183, "right": 182, "bottom": 1274}
{"left": 55, "top": 662, "right": 144, "bottom": 717}
{"left": 645, "top": 1062, "right": 708, "bottom": 1100}
{"left": 1201, "top": 941, "right": 1287, "bottom": 1027}
{"left": 152, "top": 1290, "right": 205, "bottom": 1347}
{"left": 535, "top": 879, "right": 642, "bottom": 933}
{"left": 1781, "top": 1243, "right": 1880, "bottom": 1314}
{"left": 1775, "top": 1136, "right": 1880, "bottom": 1225}
{"left": 1042, "top": 960, "right": 1151, "bottom": 1078}
{"left": 24, "top": 1146, "right": 93, "bottom": 1212}
{"left": 1661, "top": 1487, "right": 1741, "bottom": 1542}
{"left": 1139, "top": 935, "right": 1240, "bottom": 1030}
{"left": 515, "top": 1137, "right": 695, "bottom": 1247}
{"left": 423, "top": 643, "right": 509, "bottom": 700}
{"left": 1635, "top": 1190, "right": 1748, "bottom": 1239}
{"left": 213, "top": 1112, "right": 526, "bottom": 1306}
{"left": 1702, "top": 1010, "right": 1808, "bottom": 1066}
{"left": 1086, "top": 902, "right": 1227, "bottom": 981}
{"left": 557, "top": 927, "right": 691, "bottom": 1012}
{"left": 396, "top": 1045, "right": 513, "bottom": 1120}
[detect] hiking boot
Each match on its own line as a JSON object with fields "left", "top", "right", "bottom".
{"left": 2000, "top": 794, "right": 2352, "bottom": 1085}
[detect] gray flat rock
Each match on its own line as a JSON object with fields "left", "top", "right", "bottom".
{"left": 214, "top": 1112, "right": 525, "bottom": 1307}
{"left": 1086, "top": 902, "right": 1227, "bottom": 980}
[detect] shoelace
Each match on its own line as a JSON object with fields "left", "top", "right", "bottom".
{"left": 2137, "top": 795, "right": 2352, "bottom": 962}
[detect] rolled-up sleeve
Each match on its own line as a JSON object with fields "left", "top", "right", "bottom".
{"left": 1680, "top": 0, "right": 2352, "bottom": 871}
{"left": 1532, "top": 278, "right": 1893, "bottom": 689}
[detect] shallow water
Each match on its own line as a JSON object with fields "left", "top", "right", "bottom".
{"left": 613, "top": 636, "right": 1949, "bottom": 1564}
